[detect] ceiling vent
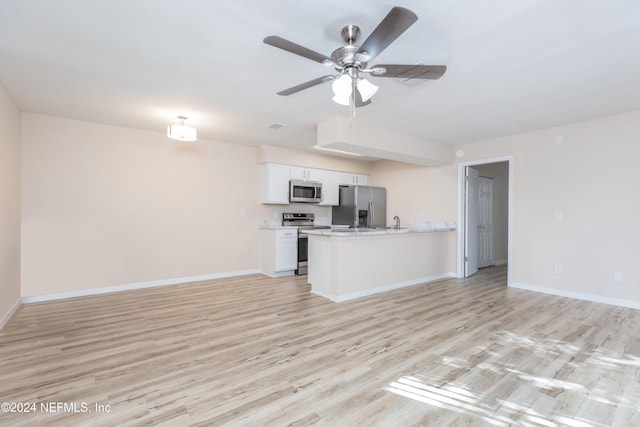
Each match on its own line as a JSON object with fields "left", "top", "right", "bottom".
{"left": 267, "top": 122, "right": 286, "bottom": 130}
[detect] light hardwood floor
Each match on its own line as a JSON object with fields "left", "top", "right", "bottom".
{"left": 1, "top": 266, "right": 639, "bottom": 426}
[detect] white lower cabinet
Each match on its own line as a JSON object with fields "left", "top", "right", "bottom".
{"left": 260, "top": 228, "right": 298, "bottom": 277}
{"left": 275, "top": 229, "right": 298, "bottom": 272}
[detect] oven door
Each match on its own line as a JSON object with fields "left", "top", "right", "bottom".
{"left": 296, "top": 232, "right": 308, "bottom": 275}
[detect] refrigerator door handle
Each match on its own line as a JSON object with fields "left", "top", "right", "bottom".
{"left": 369, "top": 200, "right": 374, "bottom": 228}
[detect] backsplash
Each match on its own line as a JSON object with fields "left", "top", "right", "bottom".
{"left": 263, "top": 203, "right": 332, "bottom": 227}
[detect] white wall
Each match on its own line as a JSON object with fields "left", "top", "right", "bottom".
{"left": 371, "top": 160, "right": 458, "bottom": 226}
{"left": 456, "top": 110, "right": 640, "bottom": 305}
{"left": 370, "top": 110, "right": 640, "bottom": 306}
{"left": 0, "top": 85, "right": 21, "bottom": 324}
{"left": 19, "top": 114, "right": 373, "bottom": 299}
{"left": 14, "top": 107, "right": 640, "bottom": 308}
{"left": 20, "top": 113, "right": 274, "bottom": 297}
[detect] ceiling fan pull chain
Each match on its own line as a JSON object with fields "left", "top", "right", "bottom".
{"left": 350, "top": 76, "right": 356, "bottom": 121}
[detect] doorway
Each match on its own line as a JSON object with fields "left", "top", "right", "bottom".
{"left": 457, "top": 157, "right": 513, "bottom": 283}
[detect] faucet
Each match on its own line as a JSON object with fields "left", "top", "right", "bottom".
{"left": 393, "top": 215, "right": 400, "bottom": 230}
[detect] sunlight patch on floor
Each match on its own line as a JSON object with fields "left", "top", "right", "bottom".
{"left": 384, "top": 329, "right": 640, "bottom": 426}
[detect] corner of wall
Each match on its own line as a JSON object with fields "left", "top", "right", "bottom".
{"left": 0, "top": 83, "right": 22, "bottom": 328}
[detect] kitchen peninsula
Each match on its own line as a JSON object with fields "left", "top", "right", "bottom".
{"left": 304, "top": 225, "right": 456, "bottom": 302}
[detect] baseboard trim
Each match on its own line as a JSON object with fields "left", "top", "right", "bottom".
{"left": 21, "top": 269, "right": 261, "bottom": 304}
{"left": 261, "top": 270, "right": 296, "bottom": 278}
{"left": 312, "top": 272, "right": 456, "bottom": 303}
{"left": 0, "top": 298, "right": 22, "bottom": 330}
{"left": 510, "top": 282, "right": 640, "bottom": 310}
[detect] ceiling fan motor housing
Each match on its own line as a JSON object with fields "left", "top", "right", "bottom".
{"left": 331, "top": 25, "right": 371, "bottom": 71}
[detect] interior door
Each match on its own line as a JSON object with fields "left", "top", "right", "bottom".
{"left": 478, "top": 177, "right": 495, "bottom": 268}
{"left": 464, "top": 167, "right": 480, "bottom": 277}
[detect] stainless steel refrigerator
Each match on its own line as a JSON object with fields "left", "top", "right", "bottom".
{"left": 331, "top": 185, "right": 387, "bottom": 228}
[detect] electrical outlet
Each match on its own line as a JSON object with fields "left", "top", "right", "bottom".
{"left": 554, "top": 265, "right": 563, "bottom": 274}
{"left": 614, "top": 272, "right": 623, "bottom": 283}
{"left": 389, "top": 260, "right": 396, "bottom": 271}
{"left": 554, "top": 211, "right": 563, "bottom": 221}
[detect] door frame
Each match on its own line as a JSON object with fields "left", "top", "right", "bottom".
{"left": 456, "top": 156, "right": 513, "bottom": 285}
{"left": 464, "top": 166, "right": 480, "bottom": 277}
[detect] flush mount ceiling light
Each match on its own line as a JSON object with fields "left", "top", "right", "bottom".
{"left": 167, "top": 116, "right": 197, "bottom": 141}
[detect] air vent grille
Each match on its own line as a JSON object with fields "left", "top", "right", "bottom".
{"left": 267, "top": 122, "right": 286, "bottom": 130}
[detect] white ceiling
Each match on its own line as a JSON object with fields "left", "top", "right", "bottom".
{"left": 1, "top": 0, "right": 640, "bottom": 157}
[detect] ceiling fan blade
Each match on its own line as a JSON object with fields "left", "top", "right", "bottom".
{"left": 264, "top": 36, "right": 335, "bottom": 65}
{"left": 357, "top": 7, "right": 418, "bottom": 62}
{"left": 371, "top": 64, "right": 446, "bottom": 80}
{"left": 277, "top": 75, "right": 335, "bottom": 96}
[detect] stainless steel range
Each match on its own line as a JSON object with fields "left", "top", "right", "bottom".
{"left": 282, "top": 213, "right": 314, "bottom": 276}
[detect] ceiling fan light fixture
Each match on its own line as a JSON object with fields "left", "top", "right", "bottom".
{"left": 167, "top": 116, "right": 197, "bottom": 141}
{"left": 357, "top": 78, "right": 378, "bottom": 102}
{"left": 331, "top": 94, "right": 351, "bottom": 106}
{"left": 331, "top": 74, "right": 352, "bottom": 106}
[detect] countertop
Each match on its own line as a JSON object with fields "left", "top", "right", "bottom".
{"left": 302, "top": 225, "right": 456, "bottom": 237}
{"left": 260, "top": 225, "right": 299, "bottom": 230}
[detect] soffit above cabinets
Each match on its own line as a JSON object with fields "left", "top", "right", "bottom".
{"left": 317, "top": 117, "right": 453, "bottom": 166}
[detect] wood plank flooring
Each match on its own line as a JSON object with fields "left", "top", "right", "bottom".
{"left": 1, "top": 266, "right": 639, "bottom": 426}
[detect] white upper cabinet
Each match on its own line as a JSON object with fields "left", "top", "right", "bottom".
{"left": 261, "top": 163, "right": 369, "bottom": 205}
{"left": 290, "top": 166, "right": 323, "bottom": 182}
{"left": 261, "top": 163, "right": 290, "bottom": 204}
{"left": 337, "top": 172, "right": 369, "bottom": 186}
{"left": 318, "top": 171, "right": 340, "bottom": 206}
{"left": 353, "top": 174, "right": 369, "bottom": 185}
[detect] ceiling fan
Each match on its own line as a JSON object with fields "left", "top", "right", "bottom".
{"left": 263, "top": 6, "right": 446, "bottom": 108}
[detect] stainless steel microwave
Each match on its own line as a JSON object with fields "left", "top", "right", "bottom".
{"left": 290, "top": 180, "right": 322, "bottom": 203}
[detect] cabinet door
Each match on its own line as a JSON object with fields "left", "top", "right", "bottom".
{"left": 291, "top": 166, "right": 323, "bottom": 182}
{"left": 318, "top": 170, "right": 340, "bottom": 206}
{"left": 336, "top": 172, "right": 369, "bottom": 186}
{"left": 306, "top": 168, "right": 324, "bottom": 182}
{"left": 289, "top": 166, "right": 307, "bottom": 181}
{"left": 275, "top": 234, "right": 298, "bottom": 272}
{"left": 261, "top": 164, "right": 290, "bottom": 204}
{"left": 353, "top": 173, "right": 369, "bottom": 185}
